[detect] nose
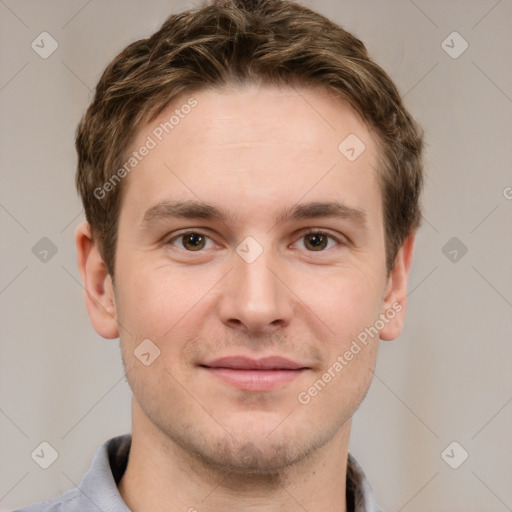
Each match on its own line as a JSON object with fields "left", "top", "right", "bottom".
{"left": 217, "top": 243, "right": 294, "bottom": 334}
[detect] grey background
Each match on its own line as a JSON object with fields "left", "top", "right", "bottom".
{"left": 1, "top": 0, "right": 511, "bottom": 510}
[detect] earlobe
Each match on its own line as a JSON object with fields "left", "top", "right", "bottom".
{"left": 75, "top": 221, "right": 119, "bottom": 339}
{"left": 379, "top": 233, "right": 416, "bottom": 341}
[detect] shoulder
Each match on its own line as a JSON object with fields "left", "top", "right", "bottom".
{"left": 11, "top": 488, "right": 82, "bottom": 512}
{"left": 12, "top": 434, "right": 132, "bottom": 512}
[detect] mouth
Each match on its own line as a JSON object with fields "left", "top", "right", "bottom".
{"left": 199, "top": 356, "right": 310, "bottom": 391}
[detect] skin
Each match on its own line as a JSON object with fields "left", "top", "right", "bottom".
{"left": 76, "top": 83, "right": 415, "bottom": 512}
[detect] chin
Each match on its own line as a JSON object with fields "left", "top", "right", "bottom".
{"left": 170, "top": 415, "right": 334, "bottom": 477}
{"left": 193, "top": 435, "right": 313, "bottom": 475}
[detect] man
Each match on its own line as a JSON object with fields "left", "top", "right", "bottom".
{"left": 16, "top": 0, "right": 424, "bottom": 510}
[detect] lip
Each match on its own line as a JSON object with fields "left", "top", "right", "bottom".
{"left": 199, "top": 356, "right": 310, "bottom": 391}
{"left": 202, "top": 356, "right": 308, "bottom": 370}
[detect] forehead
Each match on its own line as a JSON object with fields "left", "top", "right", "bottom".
{"left": 156, "top": 83, "right": 374, "bottom": 158}
{"left": 119, "top": 83, "right": 381, "bottom": 227}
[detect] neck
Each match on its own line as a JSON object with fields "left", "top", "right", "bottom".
{"left": 118, "top": 399, "right": 351, "bottom": 512}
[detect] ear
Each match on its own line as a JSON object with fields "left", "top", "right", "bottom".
{"left": 75, "top": 221, "right": 119, "bottom": 339}
{"left": 379, "top": 233, "right": 416, "bottom": 341}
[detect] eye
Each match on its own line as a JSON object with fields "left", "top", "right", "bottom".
{"left": 292, "top": 230, "right": 343, "bottom": 252}
{"left": 166, "top": 229, "right": 344, "bottom": 253}
{"left": 167, "top": 230, "right": 215, "bottom": 251}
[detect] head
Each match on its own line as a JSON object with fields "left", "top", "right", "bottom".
{"left": 75, "top": 0, "right": 423, "bottom": 475}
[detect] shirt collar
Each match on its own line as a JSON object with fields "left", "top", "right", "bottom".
{"left": 78, "top": 434, "right": 382, "bottom": 512}
{"left": 346, "top": 452, "right": 384, "bottom": 512}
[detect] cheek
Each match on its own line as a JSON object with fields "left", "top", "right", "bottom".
{"left": 115, "top": 261, "right": 216, "bottom": 343}
{"left": 295, "top": 273, "right": 382, "bottom": 414}
{"left": 298, "top": 266, "right": 385, "bottom": 343}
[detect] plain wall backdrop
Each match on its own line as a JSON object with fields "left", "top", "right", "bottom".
{"left": 1, "top": 0, "right": 511, "bottom": 511}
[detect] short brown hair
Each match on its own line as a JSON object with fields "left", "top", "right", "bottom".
{"left": 75, "top": 0, "right": 424, "bottom": 277}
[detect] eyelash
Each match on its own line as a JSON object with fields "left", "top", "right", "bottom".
{"left": 165, "top": 229, "right": 345, "bottom": 253}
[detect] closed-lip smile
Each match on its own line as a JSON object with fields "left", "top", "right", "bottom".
{"left": 199, "top": 356, "right": 310, "bottom": 391}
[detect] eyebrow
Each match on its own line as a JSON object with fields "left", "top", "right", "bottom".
{"left": 140, "top": 199, "right": 366, "bottom": 228}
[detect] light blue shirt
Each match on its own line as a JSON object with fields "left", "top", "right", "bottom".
{"left": 14, "top": 434, "right": 383, "bottom": 512}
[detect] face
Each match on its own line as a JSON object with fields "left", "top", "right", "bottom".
{"left": 77, "top": 83, "right": 413, "bottom": 474}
